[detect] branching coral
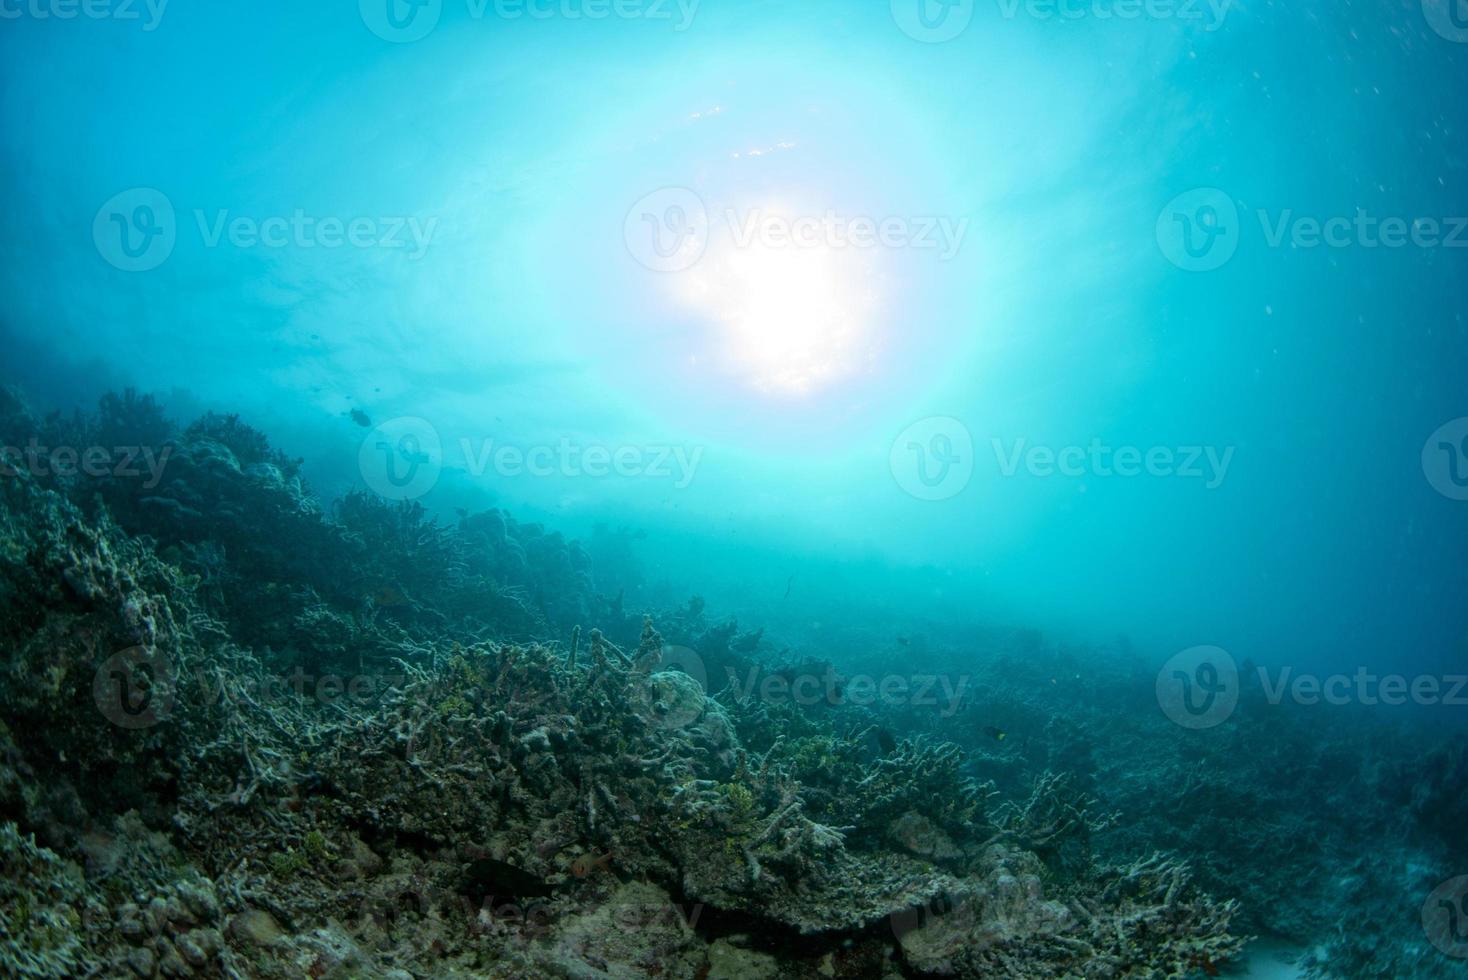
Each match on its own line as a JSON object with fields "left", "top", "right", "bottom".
{"left": 0, "top": 823, "right": 99, "bottom": 978}
{"left": 988, "top": 770, "right": 1118, "bottom": 876}
{"left": 0, "top": 391, "right": 1259, "bottom": 978}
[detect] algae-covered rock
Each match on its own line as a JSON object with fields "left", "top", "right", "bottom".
{"left": 533, "top": 881, "right": 705, "bottom": 978}
{"left": 893, "top": 846, "right": 1069, "bottom": 974}
{"left": 706, "top": 937, "right": 780, "bottom": 979}
{"left": 228, "top": 909, "right": 284, "bottom": 947}
{"left": 895, "top": 847, "right": 1243, "bottom": 978}
{"left": 887, "top": 811, "right": 963, "bottom": 862}
{"left": 0, "top": 822, "right": 100, "bottom": 977}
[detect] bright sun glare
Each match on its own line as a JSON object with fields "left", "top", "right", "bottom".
{"left": 671, "top": 210, "right": 882, "bottom": 396}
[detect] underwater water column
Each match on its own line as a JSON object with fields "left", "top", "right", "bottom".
{"left": 1, "top": 1, "right": 1467, "bottom": 978}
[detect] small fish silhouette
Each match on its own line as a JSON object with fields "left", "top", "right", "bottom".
{"left": 570, "top": 851, "right": 613, "bottom": 878}
{"left": 368, "top": 585, "right": 409, "bottom": 607}
{"left": 1187, "top": 953, "right": 1220, "bottom": 977}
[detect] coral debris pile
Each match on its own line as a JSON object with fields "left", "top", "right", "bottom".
{"left": 3, "top": 388, "right": 1446, "bottom": 977}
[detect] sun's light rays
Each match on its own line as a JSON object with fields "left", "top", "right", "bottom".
{"left": 668, "top": 206, "right": 884, "bottom": 396}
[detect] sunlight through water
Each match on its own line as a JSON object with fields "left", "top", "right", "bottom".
{"left": 669, "top": 206, "right": 884, "bottom": 396}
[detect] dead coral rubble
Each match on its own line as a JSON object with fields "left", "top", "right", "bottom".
{"left": 0, "top": 391, "right": 1245, "bottom": 978}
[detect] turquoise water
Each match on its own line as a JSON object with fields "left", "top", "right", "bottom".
{"left": 4, "top": 1, "right": 1466, "bottom": 673}
{"left": 3, "top": 2, "right": 1468, "bottom": 976}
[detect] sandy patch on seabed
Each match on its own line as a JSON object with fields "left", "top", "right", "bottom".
{"left": 1235, "top": 937, "right": 1309, "bottom": 978}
